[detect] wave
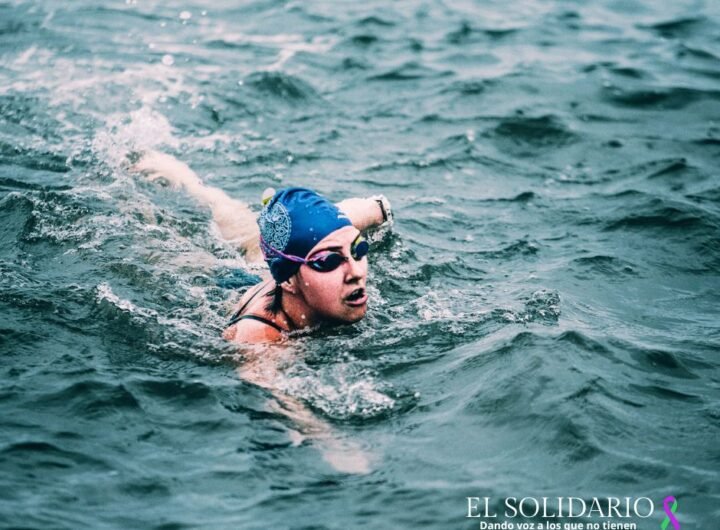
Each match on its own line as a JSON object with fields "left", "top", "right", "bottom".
{"left": 440, "top": 79, "right": 495, "bottom": 96}
{"left": 244, "top": 71, "right": 319, "bottom": 102}
{"left": 477, "top": 238, "right": 541, "bottom": 259}
{"left": 0, "top": 141, "right": 69, "bottom": 174}
{"left": 355, "top": 15, "right": 396, "bottom": 27}
{"left": 0, "top": 441, "right": 111, "bottom": 471}
{"left": 488, "top": 115, "right": 578, "bottom": 156}
{"left": 368, "top": 61, "right": 452, "bottom": 81}
{"left": 603, "top": 85, "right": 720, "bottom": 109}
{"left": 598, "top": 157, "right": 694, "bottom": 184}
{"left": 639, "top": 17, "right": 707, "bottom": 39}
{"left": 446, "top": 21, "right": 518, "bottom": 44}
{"left": 570, "top": 255, "right": 639, "bottom": 279}
{"left": 38, "top": 380, "right": 142, "bottom": 418}
{"left": 686, "top": 186, "right": 720, "bottom": 205}
{"left": 679, "top": 43, "right": 720, "bottom": 62}
{"left": 599, "top": 461, "right": 669, "bottom": 484}
{"left": 602, "top": 197, "right": 716, "bottom": 232}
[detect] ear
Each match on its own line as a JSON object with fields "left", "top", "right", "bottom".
{"left": 279, "top": 276, "right": 298, "bottom": 294}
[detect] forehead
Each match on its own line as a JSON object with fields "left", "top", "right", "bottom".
{"left": 307, "top": 225, "right": 359, "bottom": 255}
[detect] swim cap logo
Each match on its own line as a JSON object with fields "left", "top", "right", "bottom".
{"left": 660, "top": 496, "right": 679, "bottom": 530}
{"left": 259, "top": 202, "right": 291, "bottom": 252}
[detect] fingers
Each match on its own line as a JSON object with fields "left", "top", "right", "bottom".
{"left": 129, "top": 150, "right": 196, "bottom": 189}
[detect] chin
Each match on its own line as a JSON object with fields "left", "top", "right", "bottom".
{"left": 345, "top": 306, "right": 367, "bottom": 323}
{"left": 327, "top": 306, "right": 367, "bottom": 324}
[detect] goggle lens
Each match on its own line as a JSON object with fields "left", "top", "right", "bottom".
{"left": 308, "top": 252, "right": 345, "bottom": 272}
{"left": 307, "top": 236, "right": 369, "bottom": 272}
{"left": 352, "top": 237, "right": 369, "bottom": 260}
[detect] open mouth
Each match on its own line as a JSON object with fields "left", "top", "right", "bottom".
{"left": 345, "top": 287, "right": 367, "bottom": 305}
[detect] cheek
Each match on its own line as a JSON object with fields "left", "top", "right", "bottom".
{"left": 300, "top": 270, "right": 345, "bottom": 306}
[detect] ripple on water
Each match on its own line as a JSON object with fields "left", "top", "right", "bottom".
{"left": 0, "top": 441, "right": 111, "bottom": 473}
{"left": 599, "top": 460, "right": 669, "bottom": 484}
{"left": 244, "top": 71, "right": 319, "bottom": 102}
{"left": 628, "top": 383, "right": 703, "bottom": 403}
{"left": 133, "top": 378, "right": 214, "bottom": 405}
{"left": 602, "top": 85, "right": 720, "bottom": 110}
{"left": 440, "top": 78, "right": 495, "bottom": 96}
{"left": 602, "top": 197, "right": 716, "bottom": 232}
{"left": 639, "top": 16, "right": 709, "bottom": 39}
{"left": 368, "top": 61, "right": 453, "bottom": 81}
{"left": 487, "top": 115, "right": 578, "bottom": 157}
{"left": 36, "top": 380, "right": 142, "bottom": 418}
{"left": 625, "top": 344, "right": 701, "bottom": 380}
{"left": 445, "top": 21, "right": 518, "bottom": 45}
{"left": 549, "top": 415, "right": 604, "bottom": 462}
{"left": 570, "top": 255, "right": 639, "bottom": 280}
{"left": 1, "top": 0, "right": 719, "bottom": 526}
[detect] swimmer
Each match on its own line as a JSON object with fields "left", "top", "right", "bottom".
{"left": 133, "top": 151, "right": 391, "bottom": 473}
{"left": 133, "top": 150, "right": 391, "bottom": 343}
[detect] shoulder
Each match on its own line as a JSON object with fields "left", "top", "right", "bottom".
{"left": 224, "top": 317, "right": 285, "bottom": 343}
{"left": 236, "top": 279, "right": 273, "bottom": 309}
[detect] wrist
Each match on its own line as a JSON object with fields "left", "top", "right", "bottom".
{"left": 370, "top": 195, "right": 392, "bottom": 226}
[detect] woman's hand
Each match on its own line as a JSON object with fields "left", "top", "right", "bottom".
{"left": 132, "top": 150, "right": 203, "bottom": 192}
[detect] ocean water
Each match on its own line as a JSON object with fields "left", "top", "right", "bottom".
{"left": 1, "top": 0, "right": 719, "bottom": 528}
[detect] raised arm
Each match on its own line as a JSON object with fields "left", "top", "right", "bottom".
{"left": 133, "top": 151, "right": 390, "bottom": 261}
{"left": 133, "top": 151, "right": 264, "bottom": 262}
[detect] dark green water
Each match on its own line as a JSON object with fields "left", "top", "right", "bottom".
{"left": 1, "top": 1, "right": 719, "bottom": 528}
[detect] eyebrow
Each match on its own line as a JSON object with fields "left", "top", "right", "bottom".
{"left": 308, "top": 231, "right": 361, "bottom": 257}
{"left": 308, "top": 245, "right": 343, "bottom": 258}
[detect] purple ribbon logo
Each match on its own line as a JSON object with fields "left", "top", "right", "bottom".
{"left": 660, "top": 495, "right": 680, "bottom": 530}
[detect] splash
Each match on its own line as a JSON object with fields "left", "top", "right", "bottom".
{"left": 92, "top": 106, "right": 179, "bottom": 170}
{"left": 277, "top": 356, "right": 396, "bottom": 420}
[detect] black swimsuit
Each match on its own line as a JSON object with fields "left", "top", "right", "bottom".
{"left": 226, "top": 284, "right": 285, "bottom": 333}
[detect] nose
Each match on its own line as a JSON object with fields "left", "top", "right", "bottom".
{"left": 344, "top": 254, "right": 366, "bottom": 283}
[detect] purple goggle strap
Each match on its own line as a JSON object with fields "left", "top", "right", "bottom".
{"left": 260, "top": 236, "right": 310, "bottom": 264}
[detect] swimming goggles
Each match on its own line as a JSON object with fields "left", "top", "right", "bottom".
{"left": 260, "top": 234, "right": 369, "bottom": 273}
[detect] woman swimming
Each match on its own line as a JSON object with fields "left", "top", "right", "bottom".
{"left": 133, "top": 150, "right": 392, "bottom": 343}
{"left": 133, "top": 151, "right": 392, "bottom": 473}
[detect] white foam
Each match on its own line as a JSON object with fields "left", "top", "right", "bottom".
{"left": 96, "top": 282, "right": 157, "bottom": 319}
{"left": 277, "top": 359, "right": 396, "bottom": 419}
{"left": 217, "top": 32, "right": 337, "bottom": 71}
{"left": 92, "top": 106, "right": 179, "bottom": 170}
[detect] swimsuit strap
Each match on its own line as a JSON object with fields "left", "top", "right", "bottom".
{"left": 227, "top": 283, "right": 267, "bottom": 324}
{"left": 226, "top": 283, "right": 286, "bottom": 333}
{"left": 228, "top": 314, "right": 285, "bottom": 333}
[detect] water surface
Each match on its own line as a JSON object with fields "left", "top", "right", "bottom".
{"left": 1, "top": 0, "right": 719, "bottom": 528}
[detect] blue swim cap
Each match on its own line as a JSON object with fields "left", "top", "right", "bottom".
{"left": 258, "top": 187, "right": 352, "bottom": 283}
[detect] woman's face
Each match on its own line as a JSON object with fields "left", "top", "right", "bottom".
{"left": 294, "top": 225, "right": 369, "bottom": 324}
